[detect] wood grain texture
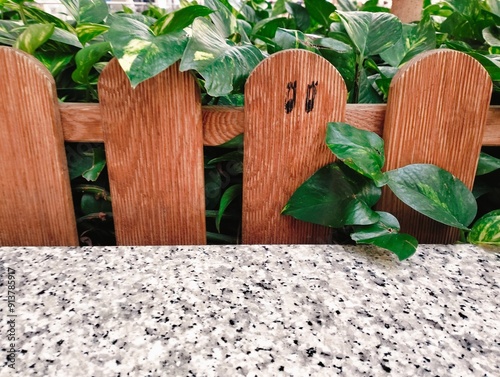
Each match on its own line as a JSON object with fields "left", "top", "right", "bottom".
{"left": 59, "top": 103, "right": 500, "bottom": 146}
{"left": 391, "top": 0, "right": 423, "bottom": 22}
{"left": 98, "top": 59, "right": 206, "bottom": 245}
{"left": 378, "top": 49, "right": 492, "bottom": 243}
{"left": 60, "top": 102, "right": 103, "bottom": 142}
{"left": 242, "top": 50, "right": 347, "bottom": 244}
{"left": 0, "top": 47, "right": 78, "bottom": 246}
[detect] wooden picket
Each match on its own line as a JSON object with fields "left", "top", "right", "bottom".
{"left": 98, "top": 59, "right": 206, "bottom": 245}
{"left": 243, "top": 50, "right": 347, "bottom": 244}
{"left": 378, "top": 49, "right": 492, "bottom": 243}
{"left": 0, "top": 47, "right": 78, "bottom": 246}
{"left": 0, "top": 46, "right": 497, "bottom": 246}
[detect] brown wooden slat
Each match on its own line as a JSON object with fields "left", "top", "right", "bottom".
{"left": 98, "top": 59, "right": 206, "bottom": 245}
{"left": 59, "top": 103, "right": 500, "bottom": 146}
{"left": 242, "top": 49, "right": 347, "bottom": 244}
{"left": 378, "top": 49, "right": 493, "bottom": 243}
{"left": 0, "top": 47, "right": 78, "bottom": 246}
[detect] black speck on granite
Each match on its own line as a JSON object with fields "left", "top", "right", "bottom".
{"left": 0, "top": 244, "right": 498, "bottom": 376}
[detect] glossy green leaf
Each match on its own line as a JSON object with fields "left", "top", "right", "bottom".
{"left": 273, "top": 28, "right": 317, "bottom": 51}
{"left": 82, "top": 146, "right": 106, "bottom": 181}
{"left": 477, "top": 152, "right": 500, "bottom": 175}
{"left": 14, "top": 23, "right": 54, "bottom": 55}
{"left": 304, "top": 0, "right": 336, "bottom": 27}
{"left": 180, "top": 17, "right": 264, "bottom": 97}
{"left": 468, "top": 209, "right": 500, "bottom": 245}
{"left": 50, "top": 27, "right": 83, "bottom": 48}
{"left": 351, "top": 212, "right": 418, "bottom": 261}
{"left": 285, "top": 2, "right": 310, "bottom": 32}
{"left": 205, "top": 0, "right": 240, "bottom": 39}
{"left": 106, "top": 16, "right": 188, "bottom": 88}
{"left": 60, "top": 0, "right": 108, "bottom": 23}
{"left": 72, "top": 41, "right": 110, "bottom": 84}
{"left": 151, "top": 5, "right": 213, "bottom": 35}
{"left": 351, "top": 211, "right": 400, "bottom": 241}
{"left": 386, "top": 164, "right": 477, "bottom": 230}
{"left": 282, "top": 162, "right": 381, "bottom": 227}
{"left": 216, "top": 184, "right": 242, "bottom": 232}
{"left": 337, "top": 11, "right": 402, "bottom": 58}
{"left": 0, "top": 20, "right": 22, "bottom": 46}
{"left": 35, "top": 51, "right": 74, "bottom": 76}
{"left": 380, "top": 17, "right": 436, "bottom": 67}
{"left": 76, "top": 23, "right": 109, "bottom": 45}
{"left": 272, "top": 0, "right": 287, "bottom": 16}
{"left": 252, "top": 16, "right": 289, "bottom": 39}
{"left": 326, "top": 122, "right": 387, "bottom": 186}
{"left": 357, "top": 233, "right": 418, "bottom": 261}
{"left": 483, "top": 25, "right": 500, "bottom": 47}
{"left": 314, "top": 37, "right": 355, "bottom": 89}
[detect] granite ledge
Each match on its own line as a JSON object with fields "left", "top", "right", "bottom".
{"left": 0, "top": 244, "right": 498, "bottom": 376}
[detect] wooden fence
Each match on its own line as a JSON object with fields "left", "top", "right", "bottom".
{"left": 0, "top": 46, "right": 498, "bottom": 246}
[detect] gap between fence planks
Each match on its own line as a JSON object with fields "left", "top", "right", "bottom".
{"left": 60, "top": 103, "right": 500, "bottom": 146}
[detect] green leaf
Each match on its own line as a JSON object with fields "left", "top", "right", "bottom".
{"left": 79, "top": 0, "right": 108, "bottom": 23}
{"left": 83, "top": 146, "right": 106, "bottom": 181}
{"left": 351, "top": 211, "right": 400, "bottom": 241}
{"left": 106, "top": 16, "right": 188, "bottom": 88}
{"left": 304, "top": 0, "right": 336, "bottom": 28}
{"left": 282, "top": 162, "right": 381, "bottom": 227}
{"left": 180, "top": 17, "right": 264, "bottom": 97}
{"left": 151, "top": 5, "right": 213, "bottom": 35}
{"left": 60, "top": 0, "right": 108, "bottom": 23}
{"left": 285, "top": 2, "right": 310, "bottom": 32}
{"left": 216, "top": 184, "right": 242, "bottom": 232}
{"left": 14, "top": 23, "right": 54, "bottom": 55}
{"left": 357, "top": 233, "right": 418, "bottom": 261}
{"left": 326, "top": 122, "right": 387, "bottom": 186}
{"left": 205, "top": 0, "right": 240, "bottom": 38}
{"left": 351, "top": 211, "right": 418, "bottom": 261}
{"left": 272, "top": 0, "right": 287, "bottom": 16}
{"left": 273, "top": 28, "right": 317, "bottom": 51}
{"left": 76, "top": 23, "right": 109, "bottom": 45}
{"left": 483, "top": 25, "right": 500, "bottom": 47}
{"left": 50, "top": 27, "right": 83, "bottom": 48}
{"left": 67, "top": 145, "right": 105, "bottom": 181}
{"left": 252, "top": 16, "right": 289, "bottom": 39}
{"left": 35, "top": 51, "right": 74, "bottom": 76}
{"left": 380, "top": 17, "right": 436, "bottom": 67}
{"left": 337, "top": 11, "right": 402, "bottom": 58}
{"left": 314, "top": 37, "right": 356, "bottom": 89}
{"left": 72, "top": 41, "right": 111, "bottom": 84}
{"left": 477, "top": 152, "right": 500, "bottom": 175}
{"left": 386, "top": 164, "right": 477, "bottom": 230}
{"left": 81, "top": 193, "right": 112, "bottom": 215}
{"left": 468, "top": 209, "right": 500, "bottom": 245}
{"left": 0, "top": 20, "right": 22, "bottom": 46}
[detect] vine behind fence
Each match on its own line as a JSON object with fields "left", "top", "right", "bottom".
{"left": 0, "top": 46, "right": 496, "bottom": 246}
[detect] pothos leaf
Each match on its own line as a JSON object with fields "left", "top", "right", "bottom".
{"left": 386, "top": 164, "right": 477, "bottom": 230}
{"left": 179, "top": 17, "right": 264, "bottom": 97}
{"left": 14, "top": 24, "right": 55, "bottom": 55}
{"left": 282, "top": 162, "right": 381, "bottom": 227}
{"left": 106, "top": 15, "right": 188, "bottom": 88}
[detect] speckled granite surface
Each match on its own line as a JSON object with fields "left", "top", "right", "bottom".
{"left": 0, "top": 244, "right": 498, "bottom": 376}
